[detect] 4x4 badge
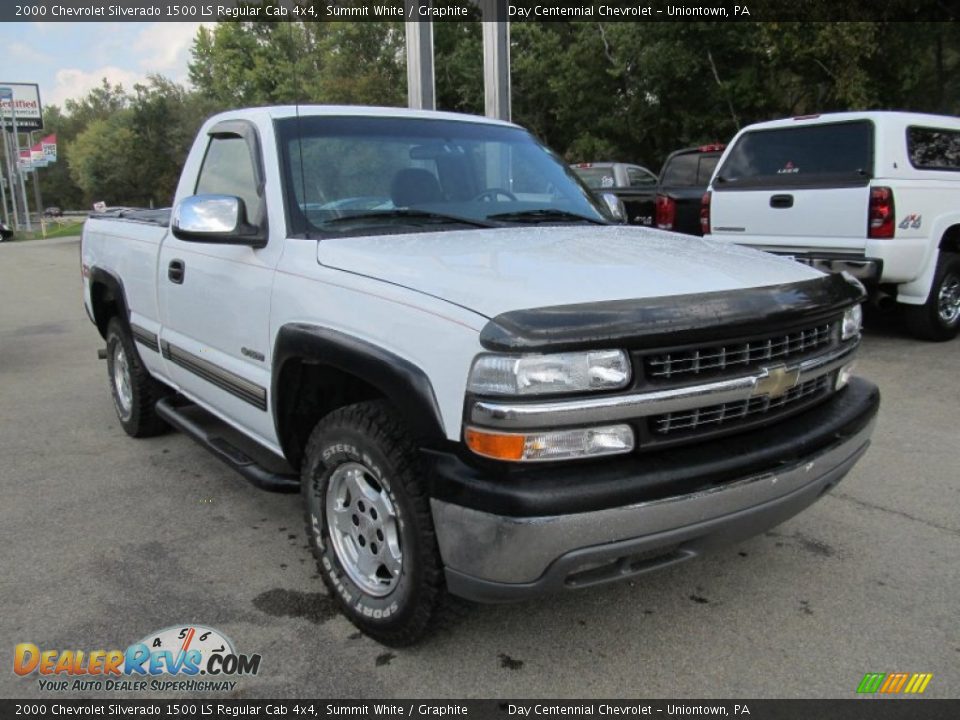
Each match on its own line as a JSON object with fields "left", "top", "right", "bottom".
{"left": 754, "top": 364, "right": 801, "bottom": 399}
{"left": 898, "top": 213, "right": 922, "bottom": 229}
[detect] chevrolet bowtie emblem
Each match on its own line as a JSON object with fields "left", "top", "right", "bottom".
{"left": 754, "top": 364, "right": 801, "bottom": 399}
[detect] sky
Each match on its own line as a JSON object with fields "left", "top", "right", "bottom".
{"left": 1, "top": 22, "right": 210, "bottom": 110}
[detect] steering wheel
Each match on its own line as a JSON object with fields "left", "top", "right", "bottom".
{"left": 473, "top": 188, "right": 518, "bottom": 202}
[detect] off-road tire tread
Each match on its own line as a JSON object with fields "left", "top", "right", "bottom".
{"left": 301, "top": 400, "right": 459, "bottom": 646}
{"left": 903, "top": 252, "right": 960, "bottom": 342}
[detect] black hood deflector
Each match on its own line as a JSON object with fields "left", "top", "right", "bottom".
{"left": 479, "top": 273, "right": 865, "bottom": 352}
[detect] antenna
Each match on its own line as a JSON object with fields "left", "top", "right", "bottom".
{"left": 287, "top": 13, "right": 308, "bottom": 238}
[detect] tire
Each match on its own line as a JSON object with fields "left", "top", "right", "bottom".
{"left": 902, "top": 253, "right": 960, "bottom": 341}
{"left": 105, "top": 317, "right": 169, "bottom": 437}
{"left": 301, "top": 400, "right": 446, "bottom": 646}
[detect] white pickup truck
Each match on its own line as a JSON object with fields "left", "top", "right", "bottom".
{"left": 704, "top": 111, "right": 960, "bottom": 340}
{"left": 82, "top": 106, "right": 878, "bottom": 645}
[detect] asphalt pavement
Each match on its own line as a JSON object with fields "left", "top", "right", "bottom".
{"left": 1, "top": 237, "right": 957, "bottom": 699}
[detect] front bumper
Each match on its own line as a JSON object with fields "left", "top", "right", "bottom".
{"left": 429, "top": 378, "right": 878, "bottom": 603}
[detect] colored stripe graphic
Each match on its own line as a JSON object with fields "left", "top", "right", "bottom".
{"left": 904, "top": 673, "right": 933, "bottom": 694}
{"left": 857, "top": 673, "right": 885, "bottom": 693}
{"left": 883, "top": 673, "right": 909, "bottom": 693}
{"left": 857, "top": 672, "right": 932, "bottom": 694}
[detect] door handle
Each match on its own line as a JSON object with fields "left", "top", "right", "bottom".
{"left": 770, "top": 194, "right": 794, "bottom": 208}
{"left": 168, "top": 259, "right": 185, "bottom": 284}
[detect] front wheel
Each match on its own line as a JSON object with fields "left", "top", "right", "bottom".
{"left": 301, "top": 401, "right": 446, "bottom": 646}
{"left": 902, "top": 253, "right": 960, "bottom": 341}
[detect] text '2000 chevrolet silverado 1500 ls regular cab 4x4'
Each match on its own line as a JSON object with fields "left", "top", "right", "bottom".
{"left": 82, "top": 106, "right": 879, "bottom": 645}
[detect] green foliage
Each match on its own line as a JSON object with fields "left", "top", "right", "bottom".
{"left": 63, "top": 76, "right": 214, "bottom": 207}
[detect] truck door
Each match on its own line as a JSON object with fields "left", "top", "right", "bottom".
{"left": 157, "top": 120, "right": 282, "bottom": 449}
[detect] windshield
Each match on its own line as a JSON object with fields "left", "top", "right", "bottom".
{"left": 661, "top": 152, "right": 721, "bottom": 187}
{"left": 275, "top": 115, "right": 611, "bottom": 236}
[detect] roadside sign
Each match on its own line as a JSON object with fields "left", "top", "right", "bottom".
{"left": 0, "top": 83, "right": 43, "bottom": 131}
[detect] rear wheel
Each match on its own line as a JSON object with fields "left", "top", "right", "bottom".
{"left": 902, "top": 253, "right": 960, "bottom": 341}
{"left": 301, "top": 401, "right": 446, "bottom": 646}
{"left": 105, "top": 317, "right": 169, "bottom": 437}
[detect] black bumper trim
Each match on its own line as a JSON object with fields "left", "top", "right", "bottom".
{"left": 424, "top": 377, "right": 879, "bottom": 517}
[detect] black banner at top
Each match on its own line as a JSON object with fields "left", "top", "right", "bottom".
{"left": 1, "top": 0, "right": 958, "bottom": 23}
{"left": 0, "top": 700, "right": 959, "bottom": 720}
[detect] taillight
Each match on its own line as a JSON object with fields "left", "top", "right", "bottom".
{"left": 700, "top": 191, "right": 711, "bottom": 235}
{"left": 868, "top": 186, "right": 895, "bottom": 239}
{"left": 655, "top": 194, "right": 676, "bottom": 230}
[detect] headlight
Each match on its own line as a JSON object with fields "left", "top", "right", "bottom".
{"left": 465, "top": 424, "right": 635, "bottom": 462}
{"left": 841, "top": 304, "right": 863, "bottom": 340}
{"left": 467, "top": 350, "right": 631, "bottom": 396}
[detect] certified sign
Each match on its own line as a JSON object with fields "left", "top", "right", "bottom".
{"left": 0, "top": 82, "right": 43, "bottom": 131}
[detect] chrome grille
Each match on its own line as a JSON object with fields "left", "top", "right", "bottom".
{"left": 645, "top": 323, "right": 834, "bottom": 381}
{"left": 652, "top": 375, "right": 831, "bottom": 435}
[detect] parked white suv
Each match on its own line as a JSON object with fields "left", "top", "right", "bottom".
{"left": 704, "top": 111, "right": 960, "bottom": 340}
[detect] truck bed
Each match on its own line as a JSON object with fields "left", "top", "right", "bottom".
{"left": 89, "top": 207, "right": 171, "bottom": 226}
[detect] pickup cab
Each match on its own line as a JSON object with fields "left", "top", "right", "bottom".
{"left": 705, "top": 111, "right": 960, "bottom": 340}
{"left": 655, "top": 143, "right": 725, "bottom": 236}
{"left": 82, "top": 106, "right": 879, "bottom": 646}
{"left": 571, "top": 161, "right": 658, "bottom": 226}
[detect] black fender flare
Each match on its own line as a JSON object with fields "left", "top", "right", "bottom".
{"left": 87, "top": 266, "right": 130, "bottom": 339}
{"left": 271, "top": 324, "right": 447, "bottom": 463}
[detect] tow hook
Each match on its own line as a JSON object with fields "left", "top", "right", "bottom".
{"left": 97, "top": 348, "right": 107, "bottom": 360}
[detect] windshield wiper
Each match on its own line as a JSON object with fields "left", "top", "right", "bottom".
{"left": 321, "top": 209, "right": 496, "bottom": 230}
{"left": 487, "top": 209, "right": 607, "bottom": 225}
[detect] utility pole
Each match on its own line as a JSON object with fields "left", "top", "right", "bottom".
{"left": 480, "top": 0, "right": 511, "bottom": 121}
{"left": 29, "top": 131, "right": 43, "bottom": 218}
{"left": 0, "top": 87, "right": 17, "bottom": 229}
{"left": 2, "top": 129, "right": 19, "bottom": 230}
{"left": 404, "top": 1, "right": 436, "bottom": 111}
{"left": 10, "top": 97, "right": 31, "bottom": 231}
{"left": 0, "top": 157, "right": 9, "bottom": 227}
{"left": 404, "top": 1, "right": 511, "bottom": 122}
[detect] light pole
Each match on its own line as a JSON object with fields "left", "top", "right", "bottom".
{"left": 0, "top": 87, "right": 17, "bottom": 229}
{"left": 404, "top": 2, "right": 511, "bottom": 121}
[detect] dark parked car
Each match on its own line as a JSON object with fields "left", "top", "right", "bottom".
{"left": 44, "top": 206, "right": 63, "bottom": 217}
{"left": 655, "top": 144, "right": 725, "bottom": 236}
{"left": 571, "top": 162, "right": 658, "bottom": 226}
{"left": 0, "top": 221, "right": 13, "bottom": 241}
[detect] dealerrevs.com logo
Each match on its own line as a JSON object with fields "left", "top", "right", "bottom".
{"left": 14, "top": 625, "right": 261, "bottom": 692}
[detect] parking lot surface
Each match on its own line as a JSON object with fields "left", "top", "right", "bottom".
{"left": 1, "top": 237, "right": 957, "bottom": 698}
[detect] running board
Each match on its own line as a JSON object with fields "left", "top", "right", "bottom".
{"left": 155, "top": 397, "right": 300, "bottom": 493}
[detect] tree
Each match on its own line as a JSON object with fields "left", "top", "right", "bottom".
{"left": 68, "top": 117, "right": 138, "bottom": 205}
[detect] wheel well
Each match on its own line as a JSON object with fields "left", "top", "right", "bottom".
{"left": 939, "top": 225, "right": 960, "bottom": 254}
{"left": 275, "top": 359, "right": 386, "bottom": 470}
{"left": 90, "top": 280, "right": 121, "bottom": 339}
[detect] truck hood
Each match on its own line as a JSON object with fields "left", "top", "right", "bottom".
{"left": 316, "top": 225, "right": 823, "bottom": 318}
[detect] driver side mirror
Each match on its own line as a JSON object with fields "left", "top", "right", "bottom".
{"left": 172, "top": 194, "right": 266, "bottom": 247}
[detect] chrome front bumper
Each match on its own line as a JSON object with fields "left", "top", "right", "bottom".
{"left": 432, "top": 418, "right": 874, "bottom": 603}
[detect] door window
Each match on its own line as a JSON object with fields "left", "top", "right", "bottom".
{"left": 195, "top": 136, "right": 263, "bottom": 223}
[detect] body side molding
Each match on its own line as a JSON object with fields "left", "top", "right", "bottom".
{"left": 130, "top": 324, "right": 160, "bottom": 353}
{"left": 161, "top": 340, "right": 268, "bottom": 411}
